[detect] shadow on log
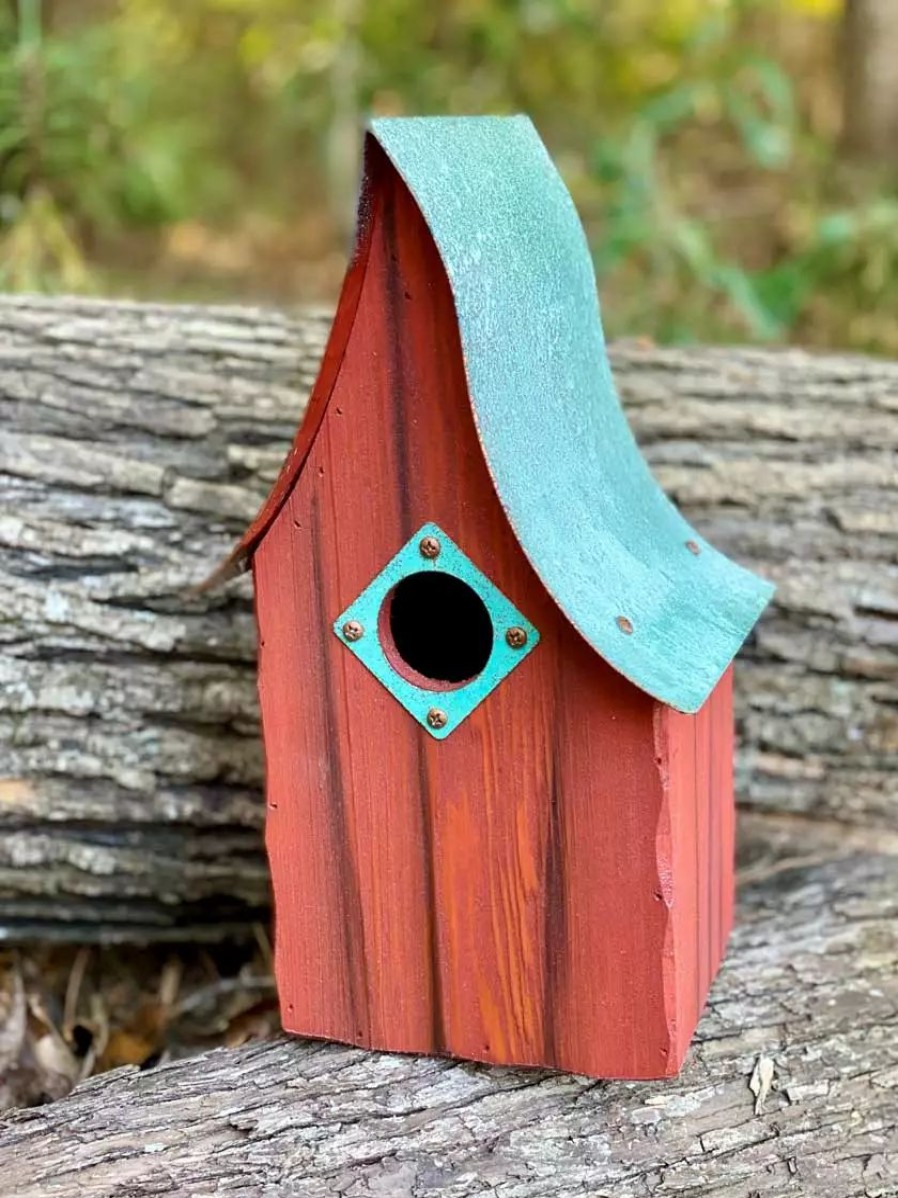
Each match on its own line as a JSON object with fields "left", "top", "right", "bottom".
{"left": 1, "top": 297, "right": 897, "bottom": 940}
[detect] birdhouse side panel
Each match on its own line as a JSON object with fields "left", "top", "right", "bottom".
{"left": 663, "top": 666, "right": 736, "bottom": 1065}
{"left": 253, "top": 149, "right": 678, "bottom": 1078}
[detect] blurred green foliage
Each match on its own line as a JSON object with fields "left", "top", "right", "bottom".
{"left": 0, "top": 0, "right": 896, "bottom": 353}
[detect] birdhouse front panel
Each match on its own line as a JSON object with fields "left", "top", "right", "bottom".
{"left": 244, "top": 134, "right": 761, "bottom": 1080}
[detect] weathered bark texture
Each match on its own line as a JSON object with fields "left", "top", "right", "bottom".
{"left": 1, "top": 296, "right": 897, "bottom": 941}
{"left": 0, "top": 848, "right": 895, "bottom": 1197}
{"left": 843, "top": 0, "right": 898, "bottom": 158}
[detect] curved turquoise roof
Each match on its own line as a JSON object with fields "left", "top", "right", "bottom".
{"left": 369, "top": 116, "right": 773, "bottom": 714}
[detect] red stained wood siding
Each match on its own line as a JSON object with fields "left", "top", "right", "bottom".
{"left": 664, "top": 668, "right": 736, "bottom": 1067}
{"left": 252, "top": 145, "right": 735, "bottom": 1079}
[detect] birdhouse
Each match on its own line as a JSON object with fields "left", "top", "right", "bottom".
{"left": 218, "top": 116, "right": 774, "bottom": 1080}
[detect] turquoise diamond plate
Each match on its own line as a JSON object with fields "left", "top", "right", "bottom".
{"left": 333, "top": 523, "right": 539, "bottom": 739}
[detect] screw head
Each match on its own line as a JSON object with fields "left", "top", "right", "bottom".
{"left": 616, "top": 615, "right": 634, "bottom": 635}
{"left": 419, "top": 535, "right": 442, "bottom": 560}
{"left": 342, "top": 619, "right": 364, "bottom": 642}
{"left": 426, "top": 707, "right": 448, "bottom": 729}
{"left": 506, "top": 626, "right": 528, "bottom": 649}
{"left": 685, "top": 540, "right": 701, "bottom": 556}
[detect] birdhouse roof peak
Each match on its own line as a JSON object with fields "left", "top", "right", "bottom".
{"left": 219, "top": 115, "right": 773, "bottom": 713}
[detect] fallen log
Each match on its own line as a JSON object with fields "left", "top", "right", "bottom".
{"left": 0, "top": 845, "right": 895, "bottom": 1197}
{"left": 1, "top": 296, "right": 896, "bottom": 940}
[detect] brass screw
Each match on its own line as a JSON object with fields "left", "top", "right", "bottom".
{"left": 342, "top": 620, "right": 364, "bottom": 642}
{"left": 506, "top": 626, "right": 528, "bottom": 649}
{"left": 616, "top": 615, "right": 634, "bottom": 635}
{"left": 685, "top": 540, "right": 701, "bottom": 556}
{"left": 426, "top": 707, "right": 448, "bottom": 729}
{"left": 419, "top": 535, "right": 442, "bottom": 560}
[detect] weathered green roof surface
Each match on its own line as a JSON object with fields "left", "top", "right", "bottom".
{"left": 370, "top": 115, "right": 774, "bottom": 714}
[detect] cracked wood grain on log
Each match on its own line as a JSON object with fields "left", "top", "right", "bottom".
{"left": 0, "top": 849, "right": 894, "bottom": 1197}
{"left": 1, "top": 296, "right": 897, "bottom": 940}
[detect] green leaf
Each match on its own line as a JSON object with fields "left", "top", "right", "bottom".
{"left": 753, "top": 261, "right": 814, "bottom": 329}
{"left": 724, "top": 83, "right": 792, "bottom": 169}
{"left": 713, "top": 264, "right": 783, "bottom": 340}
{"left": 814, "top": 211, "right": 859, "bottom": 248}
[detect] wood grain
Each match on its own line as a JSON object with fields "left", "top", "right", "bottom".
{"left": 1, "top": 296, "right": 896, "bottom": 942}
{"left": 664, "top": 668, "right": 735, "bottom": 1063}
{"left": 254, "top": 150, "right": 739, "bottom": 1078}
{"left": 0, "top": 846, "right": 894, "bottom": 1198}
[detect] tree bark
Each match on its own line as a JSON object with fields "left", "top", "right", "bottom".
{"left": 0, "top": 846, "right": 894, "bottom": 1197}
{"left": 842, "top": 0, "right": 898, "bottom": 159}
{"left": 1, "top": 296, "right": 897, "bottom": 941}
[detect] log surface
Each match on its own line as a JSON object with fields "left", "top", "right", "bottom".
{"left": 0, "top": 847, "right": 895, "bottom": 1197}
{"left": 1, "top": 296, "right": 896, "bottom": 940}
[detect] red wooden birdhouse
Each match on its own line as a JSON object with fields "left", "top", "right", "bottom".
{"left": 217, "top": 116, "right": 774, "bottom": 1080}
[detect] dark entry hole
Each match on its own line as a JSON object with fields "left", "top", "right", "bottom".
{"left": 384, "top": 571, "right": 493, "bottom": 686}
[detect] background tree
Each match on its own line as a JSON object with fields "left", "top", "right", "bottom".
{"left": 842, "top": 0, "right": 898, "bottom": 158}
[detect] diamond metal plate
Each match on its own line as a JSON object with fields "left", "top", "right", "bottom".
{"left": 333, "top": 523, "right": 539, "bottom": 739}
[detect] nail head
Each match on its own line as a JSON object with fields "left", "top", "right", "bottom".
{"left": 506, "top": 626, "right": 528, "bottom": 649}
{"left": 427, "top": 707, "right": 448, "bottom": 729}
{"left": 419, "top": 535, "right": 441, "bottom": 560}
{"left": 616, "top": 615, "right": 634, "bottom": 635}
{"left": 342, "top": 620, "right": 364, "bottom": 642}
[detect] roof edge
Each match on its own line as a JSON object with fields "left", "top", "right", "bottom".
{"left": 367, "top": 115, "right": 775, "bottom": 713}
{"left": 196, "top": 138, "right": 387, "bottom": 591}
{"left": 205, "top": 115, "right": 774, "bottom": 714}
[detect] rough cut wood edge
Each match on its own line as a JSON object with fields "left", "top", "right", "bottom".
{"left": 1, "top": 295, "right": 897, "bottom": 941}
{"left": 0, "top": 848, "right": 895, "bottom": 1198}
